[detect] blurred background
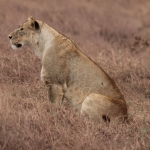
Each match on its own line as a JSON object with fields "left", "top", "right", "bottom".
{"left": 1, "top": 0, "right": 150, "bottom": 54}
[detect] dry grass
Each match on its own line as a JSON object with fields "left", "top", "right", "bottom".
{"left": 0, "top": 0, "right": 150, "bottom": 149}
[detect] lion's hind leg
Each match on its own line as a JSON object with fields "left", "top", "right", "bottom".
{"left": 80, "top": 94, "right": 127, "bottom": 123}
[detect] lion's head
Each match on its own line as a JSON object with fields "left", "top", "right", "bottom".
{"left": 9, "top": 17, "right": 40, "bottom": 50}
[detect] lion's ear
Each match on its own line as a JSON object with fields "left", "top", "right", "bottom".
{"left": 28, "top": 16, "right": 33, "bottom": 21}
{"left": 28, "top": 16, "right": 40, "bottom": 30}
{"left": 31, "top": 20, "right": 40, "bottom": 30}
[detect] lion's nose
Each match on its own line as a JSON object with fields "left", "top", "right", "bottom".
{"left": 9, "top": 35, "right": 12, "bottom": 39}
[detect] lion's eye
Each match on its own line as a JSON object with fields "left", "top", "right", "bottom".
{"left": 20, "top": 28, "right": 23, "bottom": 30}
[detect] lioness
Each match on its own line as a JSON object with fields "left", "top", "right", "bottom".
{"left": 9, "top": 17, "right": 127, "bottom": 123}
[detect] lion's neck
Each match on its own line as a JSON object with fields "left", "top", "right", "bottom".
{"left": 31, "top": 23, "right": 58, "bottom": 60}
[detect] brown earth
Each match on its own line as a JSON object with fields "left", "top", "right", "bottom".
{"left": 0, "top": 0, "right": 150, "bottom": 149}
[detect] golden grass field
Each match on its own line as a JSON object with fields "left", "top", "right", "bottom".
{"left": 0, "top": 0, "right": 150, "bottom": 149}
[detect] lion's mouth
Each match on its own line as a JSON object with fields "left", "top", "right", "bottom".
{"left": 11, "top": 43, "right": 22, "bottom": 50}
{"left": 15, "top": 43, "right": 22, "bottom": 48}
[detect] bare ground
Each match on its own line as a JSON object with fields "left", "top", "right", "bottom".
{"left": 0, "top": 0, "right": 150, "bottom": 149}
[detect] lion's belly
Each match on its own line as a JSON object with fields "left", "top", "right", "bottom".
{"left": 64, "top": 80, "right": 102, "bottom": 112}
{"left": 64, "top": 85, "right": 88, "bottom": 112}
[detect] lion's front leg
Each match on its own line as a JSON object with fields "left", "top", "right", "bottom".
{"left": 48, "top": 84, "right": 64, "bottom": 104}
{"left": 40, "top": 66, "right": 51, "bottom": 85}
{"left": 41, "top": 66, "right": 64, "bottom": 104}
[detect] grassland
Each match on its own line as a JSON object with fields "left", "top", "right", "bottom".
{"left": 0, "top": 0, "right": 150, "bottom": 149}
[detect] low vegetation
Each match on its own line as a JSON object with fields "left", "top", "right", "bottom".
{"left": 0, "top": 0, "right": 150, "bottom": 149}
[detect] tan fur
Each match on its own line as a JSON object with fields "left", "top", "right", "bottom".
{"left": 9, "top": 17, "right": 128, "bottom": 123}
